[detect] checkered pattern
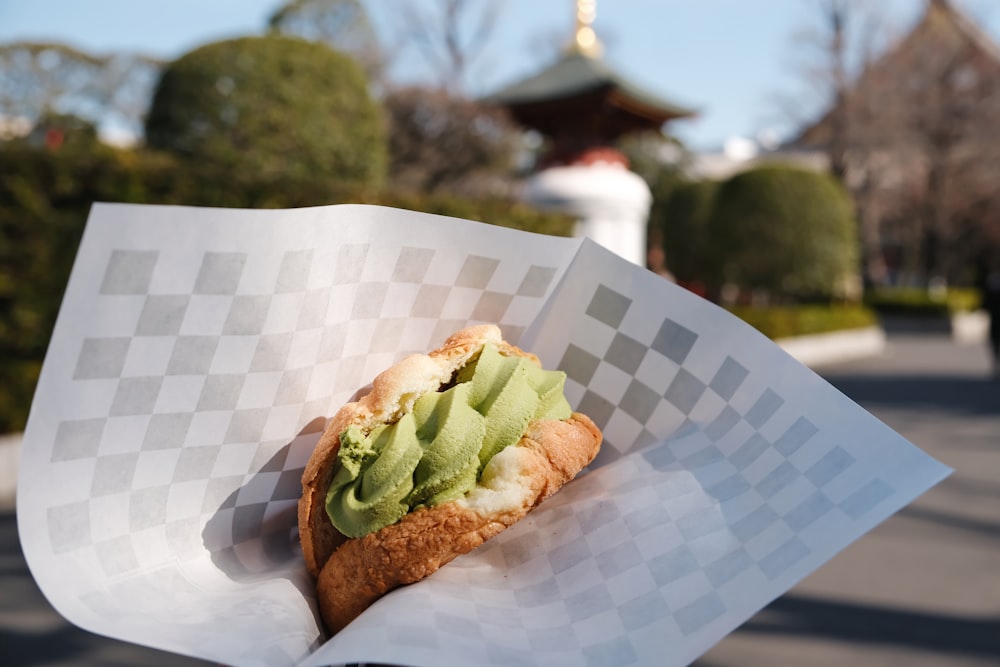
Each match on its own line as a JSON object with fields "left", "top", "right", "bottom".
{"left": 304, "top": 241, "right": 929, "bottom": 667}
{"left": 24, "top": 208, "right": 948, "bottom": 667}
{"left": 309, "top": 436, "right": 885, "bottom": 667}
{"left": 466, "top": 239, "right": 916, "bottom": 665}
{"left": 45, "top": 241, "right": 563, "bottom": 577}
{"left": 26, "top": 206, "right": 573, "bottom": 666}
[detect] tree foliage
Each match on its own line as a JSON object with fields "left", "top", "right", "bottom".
{"left": 389, "top": 0, "right": 504, "bottom": 94}
{"left": 617, "top": 131, "right": 689, "bottom": 190}
{"left": 267, "top": 0, "right": 383, "bottom": 81}
{"left": 656, "top": 179, "right": 718, "bottom": 288}
{"left": 93, "top": 52, "right": 164, "bottom": 139}
{"left": 0, "top": 142, "right": 157, "bottom": 432}
{"left": 0, "top": 138, "right": 572, "bottom": 432}
{"left": 144, "top": 35, "right": 386, "bottom": 187}
{"left": 616, "top": 131, "right": 691, "bottom": 276}
{"left": 26, "top": 111, "right": 100, "bottom": 150}
{"left": 707, "top": 166, "right": 859, "bottom": 301}
{"left": 0, "top": 41, "right": 161, "bottom": 140}
{"left": 385, "top": 86, "right": 516, "bottom": 195}
{"left": 790, "top": 1, "right": 1000, "bottom": 285}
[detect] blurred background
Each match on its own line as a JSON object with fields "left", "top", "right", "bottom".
{"left": 0, "top": 1, "right": 998, "bottom": 665}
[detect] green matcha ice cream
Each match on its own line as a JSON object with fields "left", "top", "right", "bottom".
{"left": 326, "top": 343, "right": 572, "bottom": 538}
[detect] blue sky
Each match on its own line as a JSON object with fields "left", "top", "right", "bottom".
{"left": 2, "top": 0, "right": 999, "bottom": 149}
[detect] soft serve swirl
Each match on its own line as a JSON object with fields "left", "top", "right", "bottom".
{"left": 325, "top": 343, "right": 572, "bottom": 537}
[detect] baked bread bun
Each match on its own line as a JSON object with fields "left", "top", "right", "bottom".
{"left": 298, "top": 324, "right": 602, "bottom": 634}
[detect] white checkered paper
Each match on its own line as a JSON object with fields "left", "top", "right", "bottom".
{"left": 18, "top": 203, "right": 949, "bottom": 667}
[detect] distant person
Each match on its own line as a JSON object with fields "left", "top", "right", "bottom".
{"left": 982, "top": 270, "right": 1000, "bottom": 377}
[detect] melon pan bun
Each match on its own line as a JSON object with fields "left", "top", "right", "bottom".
{"left": 298, "top": 324, "right": 602, "bottom": 634}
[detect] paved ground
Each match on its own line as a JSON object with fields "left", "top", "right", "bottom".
{"left": 2, "top": 332, "right": 998, "bottom": 666}
{"left": 1, "top": 523, "right": 212, "bottom": 666}
{"left": 697, "top": 334, "right": 1000, "bottom": 667}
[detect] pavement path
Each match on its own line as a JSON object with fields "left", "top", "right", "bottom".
{"left": 1, "top": 524, "right": 211, "bottom": 666}
{"left": 696, "top": 334, "right": 1000, "bottom": 667}
{"left": 2, "top": 332, "right": 998, "bottom": 666}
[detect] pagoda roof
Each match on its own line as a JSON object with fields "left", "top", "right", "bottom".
{"left": 484, "top": 51, "right": 696, "bottom": 133}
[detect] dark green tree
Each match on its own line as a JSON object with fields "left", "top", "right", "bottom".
{"left": 25, "top": 111, "right": 100, "bottom": 150}
{"left": 614, "top": 131, "right": 690, "bottom": 277}
{"left": 655, "top": 179, "right": 718, "bottom": 290}
{"left": 708, "top": 165, "right": 859, "bottom": 302}
{"left": 144, "top": 35, "right": 386, "bottom": 189}
{"left": 0, "top": 141, "right": 156, "bottom": 432}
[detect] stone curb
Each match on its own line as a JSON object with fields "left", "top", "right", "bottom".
{"left": 777, "top": 325, "right": 887, "bottom": 369}
{"left": 951, "top": 310, "right": 988, "bottom": 344}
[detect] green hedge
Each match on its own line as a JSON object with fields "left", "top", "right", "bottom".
{"left": 709, "top": 166, "right": 859, "bottom": 301}
{"left": 0, "top": 144, "right": 158, "bottom": 433}
{"left": 355, "top": 191, "right": 573, "bottom": 237}
{"left": 146, "top": 35, "right": 387, "bottom": 190}
{"left": 727, "top": 304, "right": 879, "bottom": 340}
{"left": 0, "top": 143, "right": 572, "bottom": 433}
{"left": 649, "top": 166, "right": 862, "bottom": 302}
{"left": 865, "top": 286, "right": 980, "bottom": 317}
{"left": 655, "top": 179, "right": 717, "bottom": 286}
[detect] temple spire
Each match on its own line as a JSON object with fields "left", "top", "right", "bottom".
{"left": 571, "top": 0, "right": 603, "bottom": 57}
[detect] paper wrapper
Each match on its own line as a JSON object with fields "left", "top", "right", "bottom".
{"left": 17, "top": 203, "right": 949, "bottom": 667}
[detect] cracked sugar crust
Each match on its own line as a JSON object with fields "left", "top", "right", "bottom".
{"left": 299, "top": 324, "right": 538, "bottom": 577}
{"left": 315, "top": 413, "right": 601, "bottom": 634}
{"left": 297, "top": 324, "right": 603, "bottom": 634}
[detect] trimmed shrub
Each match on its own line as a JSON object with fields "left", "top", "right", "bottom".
{"left": 0, "top": 143, "right": 571, "bottom": 432}
{"left": 0, "top": 144, "right": 154, "bottom": 432}
{"left": 655, "top": 179, "right": 718, "bottom": 288}
{"left": 865, "top": 286, "right": 981, "bottom": 317}
{"left": 26, "top": 112, "right": 100, "bottom": 150}
{"left": 708, "top": 166, "right": 860, "bottom": 302}
{"left": 145, "top": 35, "right": 386, "bottom": 189}
{"left": 728, "top": 304, "right": 878, "bottom": 340}
{"left": 361, "top": 191, "right": 574, "bottom": 237}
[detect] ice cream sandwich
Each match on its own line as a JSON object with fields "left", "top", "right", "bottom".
{"left": 298, "top": 324, "right": 602, "bottom": 634}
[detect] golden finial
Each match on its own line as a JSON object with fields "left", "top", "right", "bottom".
{"left": 572, "top": 0, "right": 603, "bottom": 57}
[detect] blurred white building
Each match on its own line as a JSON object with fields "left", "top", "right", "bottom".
{"left": 689, "top": 134, "right": 829, "bottom": 181}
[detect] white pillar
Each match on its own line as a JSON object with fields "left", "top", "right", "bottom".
{"left": 523, "top": 163, "right": 652, "bottom": 266}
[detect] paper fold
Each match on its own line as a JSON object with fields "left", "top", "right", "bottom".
{"left": 18, "top": 203, "right": 949, "bottom": 667}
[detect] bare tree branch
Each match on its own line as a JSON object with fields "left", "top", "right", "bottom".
{"left": 393, "top": 0, "right": 506, "bottom": 94}
{"left": 0, "top": 42, "right": 162, "bottom": 139}
{"left": 268, "top": 0, "right": 385, "bottom": 83}
{"left": 787, "top": 1, "right": 1000, "bottom": 284}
